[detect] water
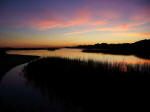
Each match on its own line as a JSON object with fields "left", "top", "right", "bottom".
{"left": 0, "top": 64, "right": 66, "bottom": 111}
{"left": 0, "top": 48, "right": 150, "bottom": 111}
{"left": 7, "top": 48, "right": 150, "bottom": 65}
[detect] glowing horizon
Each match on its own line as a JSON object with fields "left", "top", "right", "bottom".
{"left": 0, "top": 0, "right": 150, "bottom": 48}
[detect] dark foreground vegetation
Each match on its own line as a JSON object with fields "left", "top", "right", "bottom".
{"left": 0, "top": 49, "right": 39, "bottom": 112}
{"left": 0, "top": 49, "right": 39, "bottom": 81}
{"left": 47, "top": 48, "right": 60, "bottom": 51}
{"left": 26, "top": 57, "right": 150, "bottom": 80}
{"left": 24, "top": 57, "right": 150, "bottom": 111}
{"left": 73, "top": 39, "right": 150, "bottom": 59}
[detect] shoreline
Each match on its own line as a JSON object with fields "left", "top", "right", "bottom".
{"left": 82, "top": 49, "right": 150, "bottom": 59}
{"left": 0, "top": 54, "right": 39, "bottom": 112}
{"left": 0, "top": 54, "right": 39, "bottom": 82}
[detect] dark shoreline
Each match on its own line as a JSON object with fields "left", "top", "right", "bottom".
{"left": 82, "top": 49, "right": 150, "bottom": 59}
{"left": 0, "top": 54, "right": 39, "bottom": 82}
{"left": 69, "top": 39, "right": 150, "bottom": 59}
{"left": 0, "top": 54, "right": 39, "bottom": 111}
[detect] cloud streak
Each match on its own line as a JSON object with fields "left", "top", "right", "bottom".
{"left": 65, "top": 26, "right": 129, "bottom": 36}
{"left": 24, "top": 7, "right": 107, "bottom": 30}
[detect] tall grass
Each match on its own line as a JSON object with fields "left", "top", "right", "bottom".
{"left": 26, "top": 57, "right": 150, "bottom": 75}
{"left": 23, "top": 57, "right": 150, "bottom": 111}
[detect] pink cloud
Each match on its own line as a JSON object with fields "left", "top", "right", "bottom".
{"left": 88, "top": 20, "right": 106, "bottom": 26}
{"left": 120, "top": 22, "right": 146, "bottom": 29}
{"left": 2, "top": 4, "right": 149, "bottom": 32}
{"left": 24, "top": 7, "right": 107, "bottom": 30}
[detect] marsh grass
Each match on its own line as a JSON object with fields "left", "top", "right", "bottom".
{"left": 25, "top": 57, "right": 150, "bottom": 95}
{"left": 26, "top": 57, "right": 150, "bottom": 76}
{"left": 23, "top": 57, "right": 150, "bottom": 111}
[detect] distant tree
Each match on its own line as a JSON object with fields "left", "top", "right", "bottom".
{"left": 101, "top": 43, "right": 107, "bottom": 46}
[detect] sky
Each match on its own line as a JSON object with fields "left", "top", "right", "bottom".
{"left": 0, "top": 0, "right": 150, "bottom": 48}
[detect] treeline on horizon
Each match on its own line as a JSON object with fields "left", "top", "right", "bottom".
{"left": 75, "top": 39, "right": 150, "bottom": 58}
{"left": 75, "top": 39, "right": 150, "bottom": 50}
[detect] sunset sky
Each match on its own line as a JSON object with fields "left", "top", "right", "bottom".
{"left": 0, "top": 0, "right": 150, "bottom": 48}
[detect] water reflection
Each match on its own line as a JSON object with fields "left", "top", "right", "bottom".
{"left": 0, "top": 64, "right": 72, "bottom": 111}
{"left": 0, "top": 64, "right": 93, "bottom": 112}
{"left": 7, "top": 48, "right": 150, "bottom": 65}
{"left": 0, "top": 48, "right": 150, "bottom": 111}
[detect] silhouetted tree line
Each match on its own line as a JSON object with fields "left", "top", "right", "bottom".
{"left": 78, "top": 39, "right": 150, "bottom": 58}
{"left": 77, "top": 39, "right": 150, "bottom": 50}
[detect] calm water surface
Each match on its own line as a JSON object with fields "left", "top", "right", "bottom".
{"left": 7, "top": 48, "right": 150, "bottom": 65}
{"left": 0, "top": 64, "right": 66, "bottom": 111}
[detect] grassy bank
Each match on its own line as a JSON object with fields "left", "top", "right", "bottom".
{"left": 24, "top": 57, "right": 150, "bottom": 111}
{"left": 25, "top": 57, "right": 150, "bottom": 80}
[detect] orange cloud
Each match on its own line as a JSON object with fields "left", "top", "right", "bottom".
{"left": 65, "top": 26, "right": 129, "bottom": 36}
{"left": 109, "top": 32, "right": 150, "bottom": 39}
{"left": 65, "top": 29, "right": 95, "bottom": 36}
{"left": 139, "top": 32, "right": 150, "bottom": 38}
{"left": 96, "top": 27, "right": 128, "bottom": 32}
{"left": 120, "top": 22, "right": 146, "bottom": 29}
